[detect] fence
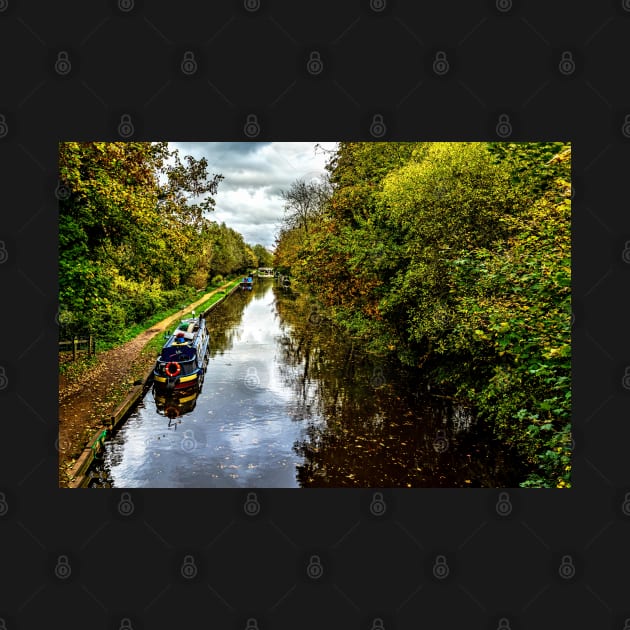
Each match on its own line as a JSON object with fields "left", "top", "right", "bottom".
{"left": 58, "top": 335, "right": 96, "bottom": 360}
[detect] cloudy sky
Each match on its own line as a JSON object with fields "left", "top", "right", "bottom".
{"left": 168, "top": 142, "right": 338, "bottom": 250}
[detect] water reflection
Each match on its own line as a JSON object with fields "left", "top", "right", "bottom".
{"left": 90, "top": 279, "right": 526, "bottom": 488}
{"left": 154, "top": 387, "right": 199, "bottom": 425}
{"left": 273, "top": 288, "right": 526, "bottom": 488}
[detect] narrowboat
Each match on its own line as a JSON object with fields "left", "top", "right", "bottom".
{"left": 153, "top": 315, "right": 210, "bottom": 392}
{"left": 240, "top": 276, "right": 254, "bottom": 290}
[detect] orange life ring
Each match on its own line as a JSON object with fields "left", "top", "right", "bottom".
{"left": 165, "top": 361, "right": 181, "bottom": 377}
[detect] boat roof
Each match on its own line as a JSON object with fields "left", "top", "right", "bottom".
{"left": 159, "top": 317, "right": 207, "bottom": 362}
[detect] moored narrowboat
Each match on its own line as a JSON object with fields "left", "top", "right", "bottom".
{"left": 153, "top": 316, "right": 210, "bottom": 392}
{"left": 240, "top": 275, "right": 254, "bottom": 290}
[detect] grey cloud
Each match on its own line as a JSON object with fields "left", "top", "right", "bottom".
{"left": 168, "top": 142, "right": 336, "bottom": 249}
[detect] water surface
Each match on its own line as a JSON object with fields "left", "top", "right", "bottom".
{"left": 90, "top": 278, "right": 525, "bottom": 488}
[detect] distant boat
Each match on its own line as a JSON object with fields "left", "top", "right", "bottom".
{"left": 240, "top": 276, "right": 254, "bottom": 290}
{"left": 153, "top": 316, "right": 210, "bottom": 392}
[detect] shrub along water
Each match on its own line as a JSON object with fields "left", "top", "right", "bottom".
{"left": 274, "top": 142, "right": 571, "bottom": 488}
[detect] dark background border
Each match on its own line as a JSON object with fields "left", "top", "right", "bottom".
{"left": 0, "top": 1, "right": 628, "bottom": 628}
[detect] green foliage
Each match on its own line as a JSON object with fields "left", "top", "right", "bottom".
{"left": 59, "top": 142, "right": 255, "bottom": 344}
{"left": 274, "top": 141, "right": 571, "bottom": 487}
{"left": 252, "top": 243, "right": 274, "bottom": 268}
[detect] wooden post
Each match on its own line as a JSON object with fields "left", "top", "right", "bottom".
{"left": 73, "top": 336, "right": 77, "bottom": 361}
{"left": 88, "top": 334, "right": 93, "bottom": 357}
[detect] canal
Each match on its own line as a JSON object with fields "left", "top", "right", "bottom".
{"left": 89, "top": 277, "right": 526, "bottom": 488}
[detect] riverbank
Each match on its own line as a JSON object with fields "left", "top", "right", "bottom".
{"left": 58, "top": 278, "right": 240, "bottom": 487}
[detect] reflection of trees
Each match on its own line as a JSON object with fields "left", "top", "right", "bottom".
{"left": 252, "top": 276, "right": 272, "bottom": 300}
{"left": 273, "top": 288, "right": 527, "bottom": 488}
{"left": 205, "top": 289, "right": 254, "bottom": 356}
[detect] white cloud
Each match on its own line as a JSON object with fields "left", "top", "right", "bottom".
{"left": 168, "top": 142, "right": 337, "bottom": 249}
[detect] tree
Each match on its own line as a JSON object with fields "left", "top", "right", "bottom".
{"left": 273, "top": 141, "right": 571, "bottom": 487}
{"left": 252, "top": 243, "right": 274, "bottom": 267}
{"left": 58, "top": 142, "right": 228, "bottom": 340}
{"left": 280, "top": 175, "right": 332, "bottom": 234}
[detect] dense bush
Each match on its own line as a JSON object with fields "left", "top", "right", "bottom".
{"left": 275, "top": 142, "right": 571, "bottom": 487}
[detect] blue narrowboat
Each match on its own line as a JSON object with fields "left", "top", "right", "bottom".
{"left": 153, "top": 316, "right": 210, "bottom": 392}
{"left": 240, "top": 276, "right": 254, "bottom": 290}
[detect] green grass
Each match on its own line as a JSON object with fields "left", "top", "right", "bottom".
{"left": 144, "top": 329, "right": 170, "bottom": 358}
{"left": 143, "top": 277, "right": 240, "bottom": 359}
{"left": 59, "top": 277, "right": 242, "bottom": 379}
{"left": 95, "top": 277, "right": 239, "bottom": 352}
{"left": 193, "top": 278, "right": 241, "bottom": 315}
